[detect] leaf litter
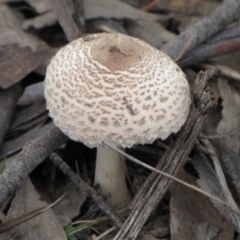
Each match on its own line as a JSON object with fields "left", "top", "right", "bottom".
{"left": 0, "top": 0, "right": 240, "bottom": 239}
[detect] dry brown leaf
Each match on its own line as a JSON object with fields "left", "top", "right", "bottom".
{"left": 155, "top": 0, "right": 220, "bottom": 32}
{"left": 0, "top": 43, "right": 53, "bottom": 89}
{"left": 22, "top": 11, "right": 57, "bottom": 30}
{"left": 23, "top": 0, "right": 160, "bottom": 31}
{"left": 213, "top": 52, "right": 240, "bottom": 73}
{"left": 135, "top": 19, "right": 176, "bottom": 43}
{"left": 0, "top": 4, "right": 37, "bottom": 50}
{"left": 17, "top": 82, "right": 45, "bottom": 106}
{"left": 52, "top": 0, "right": 81, "bottom": 41}
{"left": 25, "top": 0, "right": 52, "bottom": 13}
{"left": 217, "top": 78, "right": 240, "bottom": 153}
{"left": 0, "top": 177, "right": 67, "bottom": 240}
{"left": 84, "top": 0, "right": 159, "bottom": 21}
{"left": 0, "top": 0, "right": 22, "bottom": 3}
{"left": 0, "top": 5, "right": 54, "bottom": 89}
{"left": 22, "top": 0, "right": 56, "bottom": 29}
{"left": 156, "top": 0, "right": 219, "bottom": 15}
{"left": 0, "top": 122, "right": 55, "bottom": 160}
{"left": 8, "top": 101, "right": 48, "bottom": 137}
{"left": 124, "top": 19, "right": 163, "bottom": 49}
{"left": 53, "top": 183, "right": 87, "bottom": 226}
{"left": 170, "top": 169, "right": 234, "bottom": 240}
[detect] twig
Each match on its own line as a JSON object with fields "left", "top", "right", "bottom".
{"left": 113, "top": 68, "right": 220, "bottom": 240}
{"left": 95, "top": 226, "right": 117, "bottom": 240}
{"left": 193, "top": 140, "right": 240, "bottom": 231}
{"left": 199, "top": 138, "right": 239, "bottom": 208}
{"left": 0, "top": 83, "right": 23, "bottom": 147}
{"left": 161, "top": 0, "right": 240, "bottom": 59}
{"left": 178, "top": 37, "right": 240, "bottom": 67}
{"left": 200, "top": 129, "right": 240, "bottom": 139}
{"left": 174, "top": 34, "right": 194, "bottom": 62}
{"left": 203, "top": 122, "right": 240, "bottom": 204}
{"left": 49, "top": 153, "right": 124, "bottom": 228}
{"left": 104, "top": 141, "right": 240, "bottom": 216}
{"left": 183, "top": 22, "right": 240, "bottom": 67}
{"left": 197, "top": 63, "right": 240, "bottom": 82}
{"left": 0, "top": 127, "right": 68, "bottom": 206}
{"left": 207, "top": 21, "right": 240, "bottom": 43}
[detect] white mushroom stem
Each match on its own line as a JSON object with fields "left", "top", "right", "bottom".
{"left": 94, "top": 145, "right": 132, "bottom": 207}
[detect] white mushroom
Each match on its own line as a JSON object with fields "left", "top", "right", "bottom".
{"left": 44, "top": 33, "right": 191, "bottom": 207}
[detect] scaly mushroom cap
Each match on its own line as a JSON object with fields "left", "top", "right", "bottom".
{"left": 44, "top": 33, "right": 191, "bottom": 148}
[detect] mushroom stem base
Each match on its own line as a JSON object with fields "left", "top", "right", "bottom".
{"left": 94, "top": 145, "right": 132, "bottom": 207}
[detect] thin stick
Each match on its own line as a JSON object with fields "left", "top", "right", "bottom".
{"left": 103, "top": 141, "right": 240, "bottom": 217}
{"left": 95, "top": 226, "right": 117, "bottom": 240}
{"left": 161, "top": 0, "right": 240, "bottom": 59}
{"left": 49, "top": 153, "right": 124, "bottom": 228}
{"left": 0, "top": 127, "right": 68, "bottom": 206}
{"left": 0, "top": 194, "right": 66, "bottom": 232}
{"left": 113, "top": 68, "right": 220, "bottom": 239}
{"left": 200, "top": 129, "right": 240, "bottom": 139}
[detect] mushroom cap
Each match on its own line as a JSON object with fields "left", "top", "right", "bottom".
{"left": 44, "top": 33, "right": 191, "bottom": 148}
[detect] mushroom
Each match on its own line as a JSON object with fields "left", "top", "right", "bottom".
{"left": 44, "top": 33, "right": 191, "bottom": 207}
